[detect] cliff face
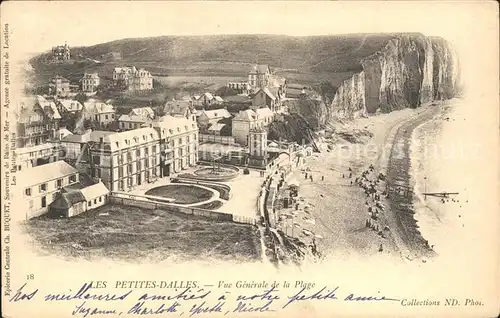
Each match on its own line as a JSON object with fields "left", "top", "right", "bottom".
{"left": 329, "top": 34, "right": 461, "bottom": 119}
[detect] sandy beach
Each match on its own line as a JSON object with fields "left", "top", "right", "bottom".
{"left": 283, "top": 103, "right": 445, "bottom": 262}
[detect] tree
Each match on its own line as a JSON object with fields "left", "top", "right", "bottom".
{"left": 60, "top": 112, "right": 78, "bottom": 131}
{"left": 74, "top": 93, "right": 89, "bottom": 105}
{"left": 215, "top": 86, "right": 239, "bottom": 97}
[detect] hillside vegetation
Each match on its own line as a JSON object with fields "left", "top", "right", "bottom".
{"left": 30, "top": 34, "right": 396, "bottom": 86}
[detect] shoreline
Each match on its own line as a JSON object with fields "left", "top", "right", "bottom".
{"left": 385, "top": 104, "right": 444, "bottom": 259}
{"left": 279, "top": 102, "right": 451, "bottom": 262}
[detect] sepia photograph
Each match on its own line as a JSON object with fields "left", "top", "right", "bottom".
{"left": 1, "top": 1, "right": 499, "bottom": 317}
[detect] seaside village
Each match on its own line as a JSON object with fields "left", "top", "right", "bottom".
{"left": 12, "top": 43, "right": 336, "bottom": 262}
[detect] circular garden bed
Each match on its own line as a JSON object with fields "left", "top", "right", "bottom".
{"left": 145, "top": 184, "right": 213, "bottom": 204}
{"left": 192, "top": 165, "right": 239, "bottom": 181}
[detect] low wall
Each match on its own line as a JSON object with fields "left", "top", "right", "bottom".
{"left": 109, "top": 192, "right": 255, "bottom": 225}
{"left": 174, "top": 178, "right": 232, "bottom": 200}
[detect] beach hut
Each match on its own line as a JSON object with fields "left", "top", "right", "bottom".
{"left": 49, "top": 181, "right": 110, "bottom": 217}
{"left": 50, "top": 191, "right": 87, "bottom": 217}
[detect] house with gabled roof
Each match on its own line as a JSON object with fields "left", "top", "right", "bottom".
{"left": 16, "top": 160, "right": 80, "bottom": 219}
{"left": 50, "top": 181, "right": 110, "bottom": 217}
{"left": 196, "top": 108, "right": 232, "bottom": 132}
{"left": 83, "top": 99, "right": 115, "bottom": 126}
{"left": 252, "top": 87, "right": 283, "bottom": 112}
{"left": 129, "top": 106, "right": 155, "bottom": 119}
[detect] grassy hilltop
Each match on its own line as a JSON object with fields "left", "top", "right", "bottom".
{"left": 29, "top": 34, "right": 396, "bottom": 87}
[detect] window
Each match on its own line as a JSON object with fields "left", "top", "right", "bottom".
{"left": 25, "top": 188, "right": 31, "bottom": 196}
{"left": 41, "top": 196, "right": 47, "bottom": 208}
{"left": 152, "top": 146, "right": 156, "bottom": 154}
{"left": 136, "top": 149, "right": 141, "bottom": 157}
{"left": 105, "top": 115, "right": 109, "bottom": 120}
{"left": 40, "top": 183, "right": 47, "bottom": 192}
{"left": 88, "top": 201, "right": 92, "bottom": 207}
{"left": 56, "top": 179, "right": 62, "bottom": 188}
{"left": 69, "top": 175, "right": 77, "bottom": 183}
{"left": 144, "top": 147, "right": 149, "bottom": 155}
{"left": 94, "top": 199, "right": 97, "bottom": 204}
{"left": 99, "top": 196, "right": 102, "bottom": 202}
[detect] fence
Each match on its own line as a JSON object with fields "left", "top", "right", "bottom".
{"left": 199, "top": 134, "right": 236, "bottom": 145}
{"left": 110, "top": 192, "right": 255, "bottom": 225}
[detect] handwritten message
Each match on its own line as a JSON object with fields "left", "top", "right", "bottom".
{"left": 8, "top": 280, "right": 404, "bottom": 317}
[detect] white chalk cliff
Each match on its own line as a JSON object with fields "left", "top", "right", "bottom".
{"left": 330, "top": 33, "right": 461, "bottom": 119}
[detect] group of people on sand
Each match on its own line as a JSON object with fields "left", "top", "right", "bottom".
{"left": 349, "top": 164, "right": 391, "bottom": 251}
{"left": 302, "top": 167, "right": 326, "bottom": 184}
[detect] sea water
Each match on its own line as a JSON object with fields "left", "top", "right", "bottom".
{"left": 410, "top": 98, "right": 493, "bottom": 260}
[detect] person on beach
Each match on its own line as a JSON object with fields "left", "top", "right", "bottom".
{"left": 321, "top": 175, "right": 324, "bottom": 181}
{"left": 379, "top": 244, "right": 384, "bottom": 252}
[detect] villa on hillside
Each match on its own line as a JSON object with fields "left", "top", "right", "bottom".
{"left": 227, "top": 82, "right": 250, "bottom": 95}
{"left": 48, "top": 75, "right": 72, "bottom": 97}
{"left": 51, "top": 42, "right": 71, "bottom": 62}
{"left": 112, "top": 66, "right": 153, "bottom": 91}
{"left": 81, "top": 73, "right": 100, "bottom": 93}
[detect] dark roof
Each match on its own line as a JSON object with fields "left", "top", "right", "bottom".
{"left": 164, "top": 100, "right": 192, "bottom": 117}
{"left": 62, "top": 183, "right": 84, "bottom": 193}
{"left": 50, "top": 191, "right": 86, "bottom": 209}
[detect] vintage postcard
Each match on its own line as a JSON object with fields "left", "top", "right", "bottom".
{"left": 1, "top": 1, "right": 499, "bottom": 317}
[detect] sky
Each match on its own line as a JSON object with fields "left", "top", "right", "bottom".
{"left": 2, "top": 1, "right": 495, "bottom": 54}
{"left": 2, "top": 1, "right": 498, "bottom": 99}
